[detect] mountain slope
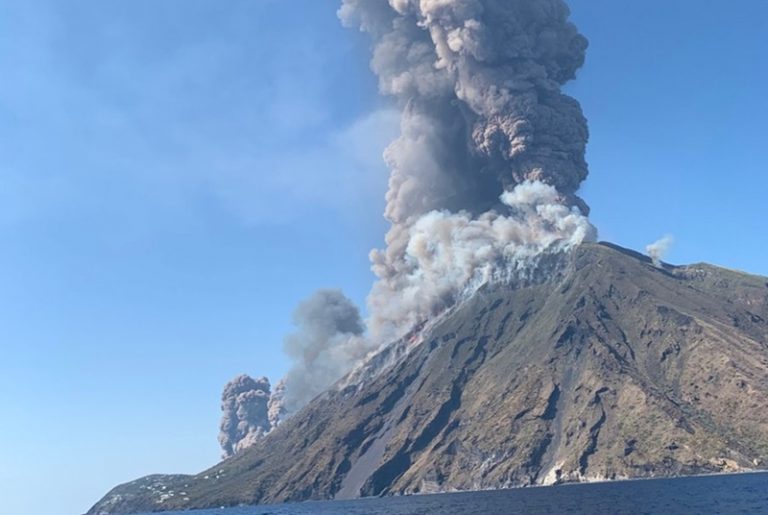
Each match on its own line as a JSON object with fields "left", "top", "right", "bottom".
{"left": 88, "top": 243, "right": 768, "bottom": 514}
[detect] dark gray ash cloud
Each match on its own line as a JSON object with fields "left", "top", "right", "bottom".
{"left": 217, "top": 291, "right": 368, "bottom": 456}
{"left": 339, "top": 0, "right": 595, "bottom": 340}
{"left": 218, "top": 375, "right": 272, "bottom": 458}
{"left": 267, "top": 378, "right": 287, "bottom": 429}
{"left": 339, "top": 0, "right": 589, "bottom": 217}
{"left": 281, "top": 289, "right": 369, "bottom": 412}
{"left": 220, "top": 1, "right": 597, "bottom": 434}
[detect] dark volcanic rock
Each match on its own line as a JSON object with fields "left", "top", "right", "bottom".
{"left": 87, "top": 243, "right": 768, "bottom": 514}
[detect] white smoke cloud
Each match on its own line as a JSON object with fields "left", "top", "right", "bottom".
{"left": 368, "top": 181, "right": 595, "bottom": 341}
{"left": 646, "top": 235, "right": 674, "bottom": 266}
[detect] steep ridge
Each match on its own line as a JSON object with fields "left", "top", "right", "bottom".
{"left": 87, "top": 243, "right": 768, "bottom": 514}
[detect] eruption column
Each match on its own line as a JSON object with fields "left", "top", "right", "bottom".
{"left": 220, "top": 1, "right": 596, "bottom": 454}
{"left": 340, "top": 0, "right": 596, "bottom": 340}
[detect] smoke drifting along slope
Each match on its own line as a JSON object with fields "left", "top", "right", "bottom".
{"left": 221, "top": 0, "right": 596, "bottom": 455}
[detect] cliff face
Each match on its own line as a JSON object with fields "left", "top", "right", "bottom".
{"left": 88, "top": 243, "right": 768, "bottom": 514}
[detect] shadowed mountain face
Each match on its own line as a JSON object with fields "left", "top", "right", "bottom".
{"left": 88, "top": 243, "right": 768, "bottom": 514}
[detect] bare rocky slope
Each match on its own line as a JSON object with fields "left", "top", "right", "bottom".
{"left": 87, "top": 242, "right": 768, "bottom": 514}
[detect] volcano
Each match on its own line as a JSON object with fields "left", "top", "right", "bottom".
{"left": 88, "top": 243, "right": 768, "bottom": 514}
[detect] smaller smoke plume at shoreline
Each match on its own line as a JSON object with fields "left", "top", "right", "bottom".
{"left": 218, "top": 375, "right": 272, "bottom": 459}
{"left": 646, "top": 235, "right": 674, "bottom": 266}
{"left": 219, "top": 293, "right": 371, "bottom": 457}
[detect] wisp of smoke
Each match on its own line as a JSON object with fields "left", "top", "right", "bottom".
{"left": 221, "top": 0, "right": 597, "bottom": 453}
{"left": 646, "top": 235, "right": 674, "bottom": 266}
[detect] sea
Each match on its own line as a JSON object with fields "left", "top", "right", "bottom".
{"left": 138, "top": 472, "right": 768, "bottom": 515}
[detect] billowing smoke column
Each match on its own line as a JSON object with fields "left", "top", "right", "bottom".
{"left": 340, "top": 0, "right": 596, "bottom": 340}
{"left": 267, "top": 378, "right": 287, "bottom": 429}
{"left": 281, "top": 289, "right": 368, "bottom": 412}
{"left": 218, "top": 292, "right": 366, "bottom": 457}
{"left": 220, "top": 0, "right": 597, "bottom": 456}
{"left": 218, "top": 375, "right": 272, "bottom": 458}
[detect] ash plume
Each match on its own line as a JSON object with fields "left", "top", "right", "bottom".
{"left": 267, "top": 378, "right": 287, "bottom": 429}
{"left": 281, "top": 289, "right": 370, "bottom": 412}
{"left": 339, "top": 0, "right": 590, "bottom": 212}
{"left": 216, "top": 292, "right": 369, "bottom": 447}
{"left": 340, "top": 0, "right": 596, "bottom": 340}
{"left": 218, "top": 375, "right": 272, "bottom": 458}
{"left": 229, "top": 0, "right": 596, "bottom": 421}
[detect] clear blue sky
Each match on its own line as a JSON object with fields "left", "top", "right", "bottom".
{"left": 0, "top": 1, "right": 765, "bottom": 514}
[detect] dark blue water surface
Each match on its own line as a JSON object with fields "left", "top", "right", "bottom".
{"left": 142, "top": 473, "right": 768, "bottom": 515}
